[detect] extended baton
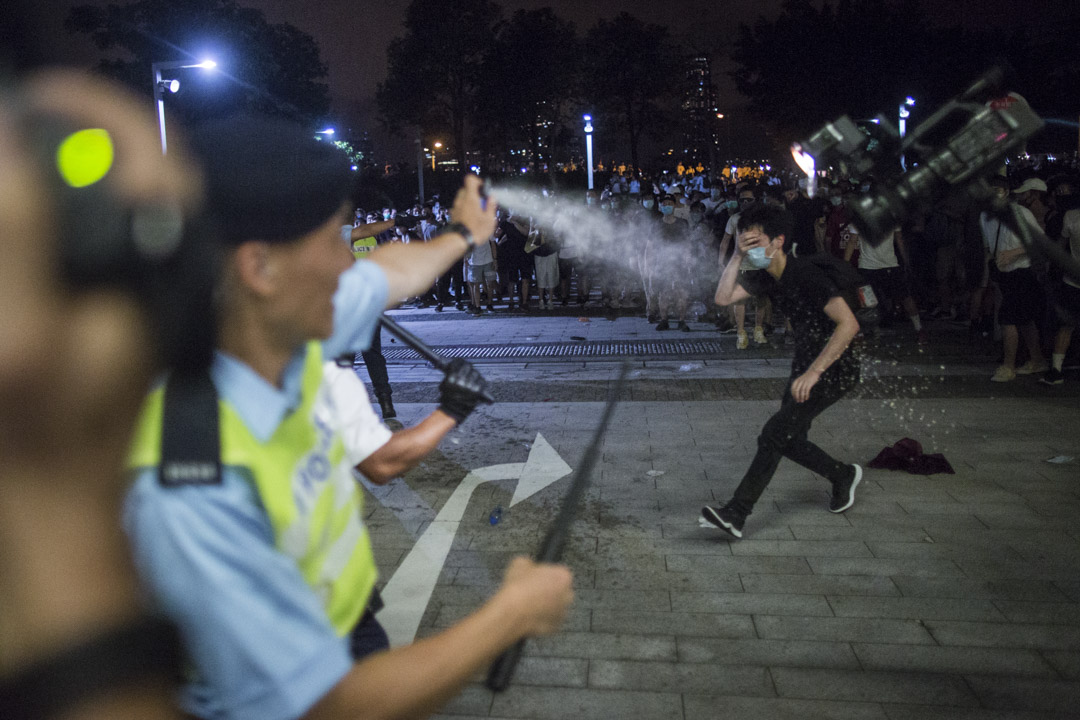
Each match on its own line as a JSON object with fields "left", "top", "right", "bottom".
{"left": 377, "top": 314, "right": 495, "bottom": 404}
{"left": 486, "top": 362, "right": 630, "bottom": 692}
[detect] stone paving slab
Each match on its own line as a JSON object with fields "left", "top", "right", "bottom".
{"left": 770, "top": 667, "right": 979, "bottom": 706}
{"left": 356, "top": 310, "right": 1080, "bottom": 718}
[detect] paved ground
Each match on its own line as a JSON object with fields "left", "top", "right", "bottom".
{"left": 359, "top": 304, "right": 1080, "bottom": 720}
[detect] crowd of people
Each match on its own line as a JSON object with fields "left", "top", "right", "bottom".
{"left": 347, "top": 160, "right": 1080, "bottom": 385}
{"left": 3, "top": 28, "right": 1078, "bottom": 716}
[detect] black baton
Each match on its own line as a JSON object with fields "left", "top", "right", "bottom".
{"left": 486, "top": 362, "right": 630, "bottom": 692}
{"left": 377, "top": 314, "right": 495, "bottom": 404}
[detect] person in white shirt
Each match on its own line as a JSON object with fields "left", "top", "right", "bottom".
{"left": 844, "top": 223, "right": 926, "bottom": 343}
{"left": 980, "top": 176, "right": 1048, "bottom": 382}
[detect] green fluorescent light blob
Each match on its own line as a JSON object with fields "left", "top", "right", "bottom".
{"left": 56, "top": 128, "right": 114, "bottom": 188}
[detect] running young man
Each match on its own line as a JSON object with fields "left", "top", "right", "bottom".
{"left": 703, "top": 203, "right": 863, "bottom": 539}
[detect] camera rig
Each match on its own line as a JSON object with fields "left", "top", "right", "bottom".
{"left": 792, "top": 67, "right": 1080, "bottom": 288}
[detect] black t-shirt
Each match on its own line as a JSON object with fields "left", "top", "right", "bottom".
{"left": 499, "top": 220, "right": 528, "bottom": 256}
{"left": 786, "top": 195, "right": 821, "bottom": 255}
{"left": 658, "top": 217, "right": 690, "bottom": 243}
{"left": 738, "top": 255, "right": 859, "bottom": 386}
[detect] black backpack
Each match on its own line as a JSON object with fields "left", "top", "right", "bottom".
{"left": 802, "top": 254, "right": 880, "bottom": 330}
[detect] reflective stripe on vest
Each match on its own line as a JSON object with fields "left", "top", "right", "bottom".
{"left": 351, "top": 236, "right": 377, "bottom": 260}
{"left": 129, "top": 342, "right": 377, "bottom": 636}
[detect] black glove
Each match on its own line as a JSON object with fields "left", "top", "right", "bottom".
{"left": 437, "top": 359, "right": 492, "bottom": 423}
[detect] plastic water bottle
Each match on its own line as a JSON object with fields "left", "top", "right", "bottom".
{"left": 489, "top": 506, "right": 503, "bottom": 526}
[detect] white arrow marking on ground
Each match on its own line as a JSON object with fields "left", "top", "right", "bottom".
{"left": 378, "top": 432, "right": 571, "bottom": 647}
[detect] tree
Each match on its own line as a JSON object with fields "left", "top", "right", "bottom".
{"left": 731, "top": 0, "right": 1080, "bottom": 149}
{"left": 377, "top": 0, "right": 501, "bottom": 170}
{"left": 66, "top": 0, "right": 330, "bottom": 121}
{"left": 475, "top": 8, "right": 582, "bottom": 178}
{"left": 582, "top": 13, "right": 684, "bottom": 173}
{"left": 731, "top": 0, "right": 929, "bottom": 141}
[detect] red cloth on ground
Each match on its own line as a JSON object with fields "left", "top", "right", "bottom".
{"left": 868, "top": 437, "right": 955, "bottom": 475}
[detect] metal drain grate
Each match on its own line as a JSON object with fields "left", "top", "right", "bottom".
{"left": 380, "top": 340, "right": 726, "bottom": 363}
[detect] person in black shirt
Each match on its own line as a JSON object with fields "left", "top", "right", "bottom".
{"left": 702, "top": 203, "right": 863, "bottom": 539}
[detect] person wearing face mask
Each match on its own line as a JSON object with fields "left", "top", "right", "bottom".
{"left": 703, "top": 203, "right": 862, "bottom": 539}
{"left": 648, "top": 196, "right": 693, "bottom": 331}
{"left": 981, "top": 175, "right": 1048, "bottom": 382}
{"left": 720, "top": 187, "right": 768, "bottom": 348}
{"left": 689, "top": 200, "right": 722, "bottom": 324}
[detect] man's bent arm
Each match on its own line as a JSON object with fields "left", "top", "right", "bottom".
{"left": 356, "top": 411, "right": 458, "bottom": 484}
{"left": 714, "top": 253, "right": 750, "bottom": 306}
{"left": 808, "top": 296, "right": 860, "bottom": 374}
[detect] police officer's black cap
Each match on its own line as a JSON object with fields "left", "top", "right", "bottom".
{"left": 190, "top": 115, "right": 352, "bottom": 246}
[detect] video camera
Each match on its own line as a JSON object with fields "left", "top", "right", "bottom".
{"left": 791, "top": 67, "right": 1044, "bottom": 246}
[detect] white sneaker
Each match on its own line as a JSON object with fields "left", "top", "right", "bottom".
{"left": 990, "top": 366, "right": 1016, "bottom": 382}
{"left": 754, "top": 327, "right": 768, "bottom": 345}
{"left": 736, "top": 330, "right": 749, "bottom": 350}
{"left": 1016, "top": 360, "right": 1050, "bottom": 376}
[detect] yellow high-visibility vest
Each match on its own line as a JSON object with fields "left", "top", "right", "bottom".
{"left": 129, "top": 343, "right": 376, "bottom": 636}
{"left": 351, "top": 236, "right": 377, "bottom": 260}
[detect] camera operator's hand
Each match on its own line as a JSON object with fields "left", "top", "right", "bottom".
{"left": 437, "top": 358, "right": 491, "bottom": 424}
{"left": 451, "top": 175, "right": 497, "bottom": 242}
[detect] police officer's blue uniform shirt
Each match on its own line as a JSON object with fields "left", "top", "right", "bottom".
{"left": 125, "top": 260, "right": 389, "bottom": 720}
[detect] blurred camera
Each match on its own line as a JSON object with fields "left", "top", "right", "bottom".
{"left": 792, "top": 67, "right": 1045, "bottom": 246}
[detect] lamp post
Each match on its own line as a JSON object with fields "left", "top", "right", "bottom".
{"left": 151, "top": 58, "right": 216, "bottom": 154}
{"left": 583, "top": 114, "right": 594, "bottom": 191}
{"left": 899, "top": 96, "right": 915, "bottom": 169}
{"left": 415, "top": 134, "right": 425, "bottom": 205}
{"left": 432, "top": 141, "right": 442, "bottom": 172}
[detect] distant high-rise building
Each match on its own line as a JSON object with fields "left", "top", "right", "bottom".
{"left": 681, "top": 55, "right": 719, "bottom": 169}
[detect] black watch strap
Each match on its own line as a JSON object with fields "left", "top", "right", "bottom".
{"left": 0, "top": 616, "right": 182, "bottom": 720}
{"left": 437, "top": 221, "right": 475, "bottom": 249}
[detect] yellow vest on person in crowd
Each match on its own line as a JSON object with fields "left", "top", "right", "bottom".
{"left": 128, "top": 342, "right": 377, "bottom": 637}
{"left": 351, "top": 235, "right": 377, "bottom": 260}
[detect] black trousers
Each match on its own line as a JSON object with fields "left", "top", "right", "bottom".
{"left": 730, "top": 377, "right": 853, "bottom": 516}
{"left": 358, "top": 324, "right": 391, "bottom": 400}
{"left": 349, "top": 588, "right": 389, "bottom": 660}
{"left": 436, "top": 259, "right": 465, "bottom": 303}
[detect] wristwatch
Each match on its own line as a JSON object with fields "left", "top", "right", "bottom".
{"left": 437, "top": 221, "right": 476, "bottom": 250}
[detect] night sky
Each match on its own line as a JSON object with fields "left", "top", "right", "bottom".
{"left": 43, "top": 0, "right": 1056, "bottom": 160}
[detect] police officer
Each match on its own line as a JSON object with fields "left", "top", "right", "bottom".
{"left": 125, "top": 117, "right": 573, "bottom": 720}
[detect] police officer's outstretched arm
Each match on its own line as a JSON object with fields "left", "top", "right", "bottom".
{"left": 303, "top": 557, "right": 573, "bottom": 720}
{"left": 367, "top": 176, "right": 497, "bottom": 308}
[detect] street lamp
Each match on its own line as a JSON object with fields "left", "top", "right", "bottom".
{"left": 415, "top": 134, "right": 425, "bottom": 205}
{"left": 315, "top": 128, "right": 336, "bottom": 138}
{"left": 432, "top": 141, "right": 442, "bottom": 171}
{"left": 583, "top": 114, "right": 594, "bottom": 191}
{"left": 898, "top": 96, "right": 915, "bottom": 138}
{"left": 152, "top": 58, "right": 217, "bottom": 154}
{"left": 899, "top": 96, "right": 915, "bottom": 169}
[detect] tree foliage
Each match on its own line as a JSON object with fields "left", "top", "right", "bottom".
{"left": 732, "top": 0, "right": 1080, "bottom": 148}
{"left": 66, "top": 0, "right": 330, "bottom": 121}
{"left": 582, "top": 12, "right": 684, "bottom": 172}
{"left": 475, "top": 8, "right": 582, "bottom": 173}
{"left": 377, "top": 0, "right": 502, "bottom": 169}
